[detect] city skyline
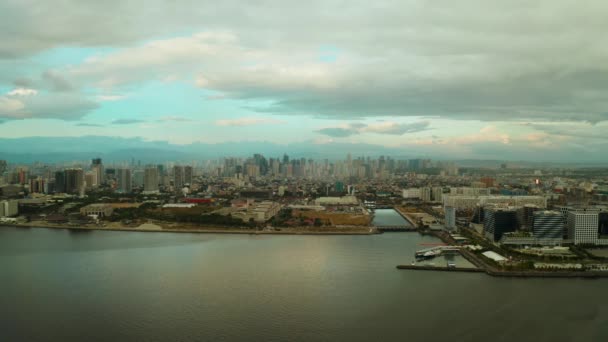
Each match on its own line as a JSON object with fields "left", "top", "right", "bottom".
{"left": 2, "top": 1, "right": 608, "bottom": 162}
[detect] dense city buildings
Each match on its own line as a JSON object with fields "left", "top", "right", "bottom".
{"left": 1, "top": 152, "right": 608, "bottom": 250}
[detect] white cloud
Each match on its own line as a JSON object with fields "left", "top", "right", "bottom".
{"left": 96, "top": 94, "right": 127, "bottom": 101}
{"left": 0, "top": 97, "right": 26, "bottom": 117}
{"left": 6, "top": 87, "right": 38, "bottom": 96}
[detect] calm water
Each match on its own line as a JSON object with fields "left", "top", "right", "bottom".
{"left": 1, "top": 227, "right": 607, "bottom": 342}
{"left": 371, "top": 208, "right": 412, "bottom": 227}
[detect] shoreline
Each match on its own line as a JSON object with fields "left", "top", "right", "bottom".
{"left": 1, "top": 222, "right": 378, "bottom": 236}
{"left": 398, "top": 231, "right": 608, "bottom": 279}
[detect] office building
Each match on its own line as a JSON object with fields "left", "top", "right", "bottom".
{"left": 484, "top": 208, "right": 517, "bottom": 242}
{"left": 116, "top": 168, "right": 132, "bottom": 193}
{"left": 184, "top": 166, "right": 193, "bottom": 186}
{"left": 173, "top": 165, "right": 184, "bottom": 190}
{"left": 445, "top": 206, "right": 456, "bottom": 231}
{"left": 143, "top": 167, "right": 159, "bottom": 194}
{"left": 64, "top": 168, "right": 84, "bottom": 195}
{"left": 91, "top": 158, "right": 104, "bottom": 186}
{"left": 532, "top": 211, "right": 563, "bottom": 239}
{"left": 568, "top": 211, "right": 599, "bottom": 245}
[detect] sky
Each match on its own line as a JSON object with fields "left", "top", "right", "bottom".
{"left": 1, "top": 0, "right": 608, "bottom": 161}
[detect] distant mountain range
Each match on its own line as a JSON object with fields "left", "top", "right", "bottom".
{"left": 0, "top": 136, "right": 605, "bottom": 168}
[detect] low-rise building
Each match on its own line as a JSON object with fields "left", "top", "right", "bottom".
{"left": 80, "top": 203, "right": 114, "bottom": 218}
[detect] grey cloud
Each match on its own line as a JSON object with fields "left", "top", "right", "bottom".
{"left": 13, "top": 77, "right": 34, "bottom": 88}
{"left": 3, "top": 1, "right": 608, "bottom": 123}
{"left": 42, "top": 71, "right": 73, "bottom": 91}
{"left": 111, "top": 119, "right": 144, "bottom": 125}
{"left": 316, "top": 127, "right": 357, "bottom": 137}
{"left": 316, "top": 121, "right": 430, "bottom": 137}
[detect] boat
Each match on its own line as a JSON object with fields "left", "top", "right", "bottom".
{"left": 415, "top": 249, "right": 442, "bottom": 260}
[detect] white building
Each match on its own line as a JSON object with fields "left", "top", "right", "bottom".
{"left": 314, "top": 196, "right": 358, "bottom": 206}
{"left": 443, "top": 195, "right": 547, "bottom": 210}
{"left": 449, "top": 187, "right": 491, "bottom": 196}
{"left": 420, "top": 187, "right": 432, "bottom": 202}
{"left": 567, "top": 211, "right": 608, "bottom": 245}
{"left": 402, "top": 188, "right": 421, "bottom": 199}
{"left": 432, "top": 187, "right": 443, "bottom": 202}
{"left": 0, "top": 199, "right": 18, "bottom": 217}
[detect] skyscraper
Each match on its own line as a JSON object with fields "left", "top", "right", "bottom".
{"left": 173, "top": 165, "right": 184, "bottom": 190}
{"left": 116, "top": 168, "right": 132, "bottom": 193}
{"left": 64, "top": 168, "right": 84, "bottom": 195}
{"left": 184, "top": 166, "right": 193, "bottom": 185}
{"left": 54, "top": 171, "right": 66, "bottom": 193}
{"left": 445, "top": 206, "right": 456, "bottom": 231}
{"left": 91, "top": 158, "right": 104, "bottom": 186}
{"left": 143, "top": 167, "right": 159, "bottom": 194}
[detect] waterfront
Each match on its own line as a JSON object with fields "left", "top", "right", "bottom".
{"left": 1, "top": 227, "right": 608, "bottom": 341}
{"left": 371, "top": 208, "right": 413, "bottom": 227}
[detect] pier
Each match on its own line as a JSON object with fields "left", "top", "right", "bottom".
{"left": 375, "top": 225, "right": 417, "bottom": 232}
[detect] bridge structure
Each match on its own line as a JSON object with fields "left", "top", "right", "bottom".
{"left": 374, "top": 225, "right": 417, "bottom": 232}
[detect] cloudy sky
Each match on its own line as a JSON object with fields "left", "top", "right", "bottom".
{"left": 1, "top": 0, "right": 607, "bottom": 161}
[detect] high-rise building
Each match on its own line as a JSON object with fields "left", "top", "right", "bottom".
{"left": 64, "top": 168, "right": 85, "bottom": 195}
{"left": 532, "top": 211, "right": 563, "bottom": 239}
{"left": 116, "top": 168, "right": 132, "bottom": 193}
{"left": 54, "top": 171, "right": 66, "bottom": 193}
{"left": 445, "top": 206, "right": 456, "bottom": 231}
{"left": 567, "top": 211, "right": 599, "bottom": 245}
{"left": 484, "top": 208, "right": 517, "bottom": 242}
{"left": 184, "top": 166, "right": 193, "bottom": 185}
{"left": 91, "top": 158, "right": 104, "bottom": 186}
{"left": 599, "top": 212, "right": 608, "bottom": 236}
{"left": 143, "top": 167, "right": 159, "bottom": 194}
{"left": 173, "top": 166, "right": 184, "bottom": 190}
{"left": 29, "top": 177, "right": 45, "bottom": 194}
{"left": 420, "top": 187, "right": 432, "bottom": 202}
{"left": 431, "top": 187, "right": 443, "bottom": 202}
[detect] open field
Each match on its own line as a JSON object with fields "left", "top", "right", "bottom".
{"left": 292, "top": 210, "right": 371, "bottom": 226}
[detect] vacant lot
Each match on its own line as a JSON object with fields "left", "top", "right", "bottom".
{"left": 292, "top": 210, "right": 371, "bottom": 226}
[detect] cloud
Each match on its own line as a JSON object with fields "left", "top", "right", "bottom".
{"left": 42, "top": 71, "right": 73, "bottom": 91}
{"left": 0, "top": 91, "right": 98, "bottom": 120}
{"left": 215, "top": 117, "right": 285, "bottom": 126}
{"left": 7, "top": 87, "right": 38, "bottom": 96}
{"left": 96, "top": 94, "right": 127, "bottom": 102}
{"left": 316, "top": 127, "right": 356, "bottom": 138}
{"left": 316, "top": 121, "right": 430, "bottom": 137}
{"left": 76, "top": 123, "right": 104, "bottom": 127}
{"left": 111, "top": 119, "right": 144, "bottom": 125}
{"left": 4, "top": 1, "right": 608, "bottom": 127}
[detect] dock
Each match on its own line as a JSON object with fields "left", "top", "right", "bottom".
{"left": 396, "top": 265, "right": 484, "bottom": 273}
